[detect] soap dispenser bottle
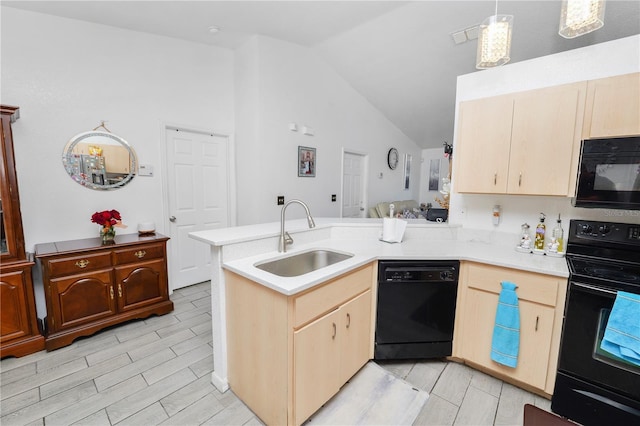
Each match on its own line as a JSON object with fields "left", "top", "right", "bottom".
{"left": 551, "top": 214, "right": 564, "bottom": 253}
{"left": 534, "top": 213, "right": 546, "bottom": 251}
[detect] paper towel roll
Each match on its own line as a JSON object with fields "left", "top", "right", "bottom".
{"left": 382, "top": 218, "right": 396, "bottom": 242}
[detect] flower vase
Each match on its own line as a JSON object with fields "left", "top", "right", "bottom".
{"left": 101, "top": 226, "right": 116, "bottom": 244}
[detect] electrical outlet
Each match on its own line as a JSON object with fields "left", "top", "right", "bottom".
{"left": 331, "top": 194, "right": 336, "bottom": 202}
{"left": 277, "top": 196, "right": 285, "bottom": 205}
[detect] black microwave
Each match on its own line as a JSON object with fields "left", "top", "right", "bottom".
{"left": 574, "top": 136, "right": 640, "bottom": 210}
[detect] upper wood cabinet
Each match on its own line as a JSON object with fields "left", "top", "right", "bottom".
{"left": 454, "top": 82, "right": 586, "bottom": 196}
{"left": 454, "top": 95, "right": 513, "bottom": 193}
{"left": 583, "top": 72, "right": 640, "bottom": 138}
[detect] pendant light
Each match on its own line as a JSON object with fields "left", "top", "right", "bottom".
{"left": 559, "top": 0, "right": 606, "bottom": 39}
{"left": 476, "top": 1, "right": 514, "bottom": 69}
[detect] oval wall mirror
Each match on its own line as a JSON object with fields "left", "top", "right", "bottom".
{"left": 62, "top": 130, "right": 138, "bottom": 190}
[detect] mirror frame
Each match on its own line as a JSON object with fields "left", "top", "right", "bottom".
{"left": 62, "top": 130, "right": 138, "bottom": 190}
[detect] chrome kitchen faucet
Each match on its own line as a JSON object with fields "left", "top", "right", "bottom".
{"left": 278, "top": 199, "right": 315, "bottom": 252}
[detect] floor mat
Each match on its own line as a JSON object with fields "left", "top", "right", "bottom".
{"left": 306, "top": 362, "right": 429, "bottom": 425}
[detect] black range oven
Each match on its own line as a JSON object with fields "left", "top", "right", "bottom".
{"left": 551, "top": 220, "right": 640, "bottom": 425}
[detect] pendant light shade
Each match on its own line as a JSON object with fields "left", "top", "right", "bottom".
{"left": 476, "top": 14, "right": 514, "bottom": 69}
{"left": 559, "top": 0, "right": 606, "bottom": 39}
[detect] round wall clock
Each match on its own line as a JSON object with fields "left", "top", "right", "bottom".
{"left": 387, "top": 148, "right": 399, "bottom": 170}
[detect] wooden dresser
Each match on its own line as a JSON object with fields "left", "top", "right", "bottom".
{"left": 35, "top": 233, "right": 174, "bottom": 351}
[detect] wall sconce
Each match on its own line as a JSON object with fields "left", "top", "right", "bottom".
{"left": 476, "top": 1, "right": 513, "bottom": 69}
{"left": 559, "top": 0, "right": 606, "bottom": 39}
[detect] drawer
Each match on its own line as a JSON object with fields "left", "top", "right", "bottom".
{"left": 114, "top": 243, "right": 165, "bottom": 265}
{"left": 464, "top": 262, "right": 560, "bottom": 306}
{"left": 47, "top": 252, "right": 112, "bottom": 278}
{"left": 293, "top": 263, "right": 373, "bottom": 328}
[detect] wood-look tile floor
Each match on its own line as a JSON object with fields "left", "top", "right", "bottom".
{"left": 1, "top": 281, "right": 551, "bottom": 425}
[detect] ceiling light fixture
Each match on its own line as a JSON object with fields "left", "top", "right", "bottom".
{"left": 208, "top": 26, "right": 220, "bottom": 34}
{"left": 476, "top": 0, "right": 513, "bottom": 69}
{"left": 559, "top": 0, "right": 606, "bottom": 39}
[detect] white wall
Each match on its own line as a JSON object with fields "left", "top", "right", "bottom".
{"left": 234, "top": 35, "right": 421, "bottom": 224}
{"left": 449, "top": 35, "right": 640, "bottom": 233}
{"left": 1, "top": 7, "right": 234, "bottom": 251}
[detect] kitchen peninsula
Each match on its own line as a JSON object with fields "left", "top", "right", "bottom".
{"left": 190, "top": 218, "right": 569, "bottom": 425}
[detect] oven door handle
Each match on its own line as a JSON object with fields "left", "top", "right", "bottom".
{"left": 572, "top": 281, "right": 619, "bottom": 296}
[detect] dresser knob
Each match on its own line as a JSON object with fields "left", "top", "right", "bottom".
{"left": 75, "top": 259, "right": 90, "bottom": 268}
{"left": 134, "top": 250, "right": 146, "bottom": 258}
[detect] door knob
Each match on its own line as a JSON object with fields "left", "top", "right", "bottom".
{"left": 169, "top": 216, "right": 176, "bottom": 222}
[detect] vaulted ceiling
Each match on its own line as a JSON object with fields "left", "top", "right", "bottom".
{"left": 4, "top": 1, "right": 639, "bottom": 149}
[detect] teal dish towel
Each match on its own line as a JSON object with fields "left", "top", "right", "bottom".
{"left": 601, "top": 291, "right": 640, "bottom": 367}
{"left": 491, "top": 281, "right": 520, "bottom": 368}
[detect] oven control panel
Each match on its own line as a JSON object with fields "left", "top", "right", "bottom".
{"left": 571, "top": 220, "right": 640, "bottom": 243}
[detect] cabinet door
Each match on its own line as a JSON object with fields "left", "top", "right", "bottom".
{"left": 339, "top": 290, "right": 372, "bottom": 383}
{"left": 114, "top": 259, "right": 167, "bottom": 313}
{"left": 586, "top": 73, "right": 640, "bottom": 138}
{"left": 49, "top": 270, "right": 116, "bottom": 331}
{"left": 509, "top": 84, "right": 584, "bottom": 195}
{"left": 454, "top": 95, "right": 513, "bottom": 194}
{"left": 461, "top": 288, "right": 555, "bottom": 390}
{"left": 0, "top": 269, "right": 31, "bottom": 342}
{"left": 294, "top": 308, "right": 341, "bottom": 426}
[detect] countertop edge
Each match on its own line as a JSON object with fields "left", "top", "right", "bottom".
{"left": 221, "top": 238, "right": 569, "bottom": 296}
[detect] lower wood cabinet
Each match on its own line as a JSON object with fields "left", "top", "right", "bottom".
{"left": 453, "top": 261, "right": 567, "bottom": 396}
{"left": 0, "top": 261, "right": 46, "bottom": 358}
{"left": 35, "top": 233, "right": 174, "bottom": 351}
{"left": 225, "top": 262, "right": 376, "bottom": 426}
{"left": 294, "top": 290, "right": 372, "bottom": 425}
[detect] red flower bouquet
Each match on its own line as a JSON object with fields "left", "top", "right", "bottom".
{"left": 91, "top": 209, "right": 122, "bottom": 227}
{"left": 91, "top": 210, "right": 123, "bottom": 243}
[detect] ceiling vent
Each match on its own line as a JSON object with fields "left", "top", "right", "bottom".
{"left": 451, "top": 25, "right": 479, "bottom": 44}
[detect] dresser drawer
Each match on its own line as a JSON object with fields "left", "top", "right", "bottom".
{"left": 113, "top": 243, "right": 165, "bottom": 265}
{"left": 47, "top": 252, "right": 112, "bottom": 278}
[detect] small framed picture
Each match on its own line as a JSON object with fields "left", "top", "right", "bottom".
{"left": 298, "top": 146, "right": 316, "bottom": 177}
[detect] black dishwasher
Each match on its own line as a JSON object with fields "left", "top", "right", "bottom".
{"left": 375, "top": 260, "right": 459, "bottom": 360}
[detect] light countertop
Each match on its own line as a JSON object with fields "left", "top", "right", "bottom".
{"left": 191, "top": 218, "right": 570, "bottom": 296}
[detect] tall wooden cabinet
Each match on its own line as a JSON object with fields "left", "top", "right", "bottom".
{"left": 35, "top": 234, "right": 174, "bottom": 351}
{"left": 0, "top": 105, "right": 46, "bottom": 358}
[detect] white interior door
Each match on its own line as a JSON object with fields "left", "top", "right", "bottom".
{"left": 166, "top": 127, "right": 229, "bottom": 290}
{"left": 342, "top": 151, "right": 368, "bottom": 218}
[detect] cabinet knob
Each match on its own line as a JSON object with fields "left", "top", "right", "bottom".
{"left": 494, "top": 173, "right": 497, "bottom": 185}
{"left": 118, "top": 284, "right": 123, "bottom": 298}
{"left": 75, "top": 259, "right": 90, "bottom": 269}
{"left": 110, "top": 286, "right": 114, "bottom": 300}
{"left": 535, "top": 315, "right": 539, "bottom": 331}
{"left": 346, "top": 313, "right": 351, "bottom": 329}
{"left": 332, "top": 323, "right": 337, "bottom": 339}
{"left": 519, "top": 172, "right": 522, "bottom": 187}
{"left": 134, "top": 250, "right": 146, "bottom": 259}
